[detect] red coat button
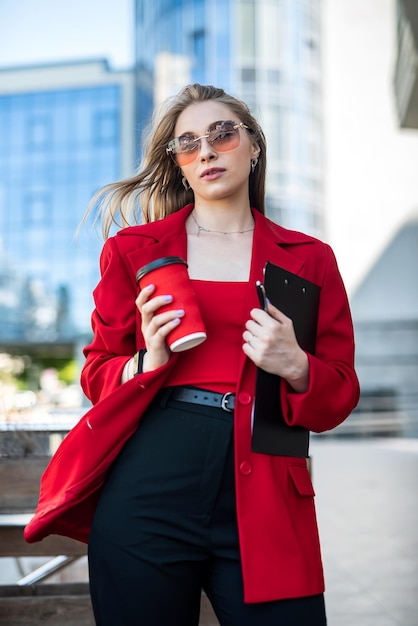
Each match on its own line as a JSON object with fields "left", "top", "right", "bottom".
{"left": 238, "top": 392, "right": 252, "bottom": 405}
{"left": 239, "top": 461, "right": 253, "bottom": 476}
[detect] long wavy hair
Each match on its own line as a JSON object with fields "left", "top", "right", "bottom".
{"left": 85, "top": 84, "right": 267, "bottom": 239}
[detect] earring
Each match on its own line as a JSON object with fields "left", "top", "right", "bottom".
{"left": 182, "top": 176, "right": 190, "bottom": 191}
{"left": 251, "top": 158, "right": 259, "bottom": 173}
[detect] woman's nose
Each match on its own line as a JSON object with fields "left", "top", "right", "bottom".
{"left": 199, "top": 137, "right": 217, "bottom": 160}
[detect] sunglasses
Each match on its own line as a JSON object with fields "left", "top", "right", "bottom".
{"left": 166, "top": 120, "right": 251, "bottom": 166}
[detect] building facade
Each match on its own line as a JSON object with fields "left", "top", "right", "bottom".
{"left": 394, "top": 0, "right": 418, "bottom": 128}
{"left": 135, "top": 0, "right": 324, "bottom": 237}
{"left": 349, "top": 217, "right": 418, "bottom": 437}
{"left": 0, "top": 60, "right": 135, "bottom": 350}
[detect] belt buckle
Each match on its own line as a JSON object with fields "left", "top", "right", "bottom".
{"left": 221, "top": 392, "right": 234, "bottom": 413}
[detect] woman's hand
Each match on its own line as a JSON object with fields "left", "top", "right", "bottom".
{"left": 242, "top": 302, "right": 309, "bottom": 393}
{"left": 135, "top": 284, "right": 184, "bottom": 372}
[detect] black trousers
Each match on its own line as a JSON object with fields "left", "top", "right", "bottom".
{"left": 88, "top": 392, "right": 327, "bottom": 626}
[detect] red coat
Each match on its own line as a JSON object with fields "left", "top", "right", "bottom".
{"left": 24, "top": 204, "right": 359, "bottom": 603}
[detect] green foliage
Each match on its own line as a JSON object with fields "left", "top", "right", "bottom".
{"left": 58, "top": 360, "right": 78, "bottom": 385}
{"left": 2, "top": 354, "right": 78, "bottom": 390}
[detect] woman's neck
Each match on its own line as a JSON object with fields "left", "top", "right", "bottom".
{"left": 190, "top": 202, "right": 254, "bottom": 235}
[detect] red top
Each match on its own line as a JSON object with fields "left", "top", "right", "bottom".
{"left": 164, "top": 280, "right": 247, "bottom": 393}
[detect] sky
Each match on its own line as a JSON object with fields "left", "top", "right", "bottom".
{"left": 1, "top": 0, "right": 417, "bottom": 294}
{"left": 0, "top": 0, "right": 134, "bottom": 70}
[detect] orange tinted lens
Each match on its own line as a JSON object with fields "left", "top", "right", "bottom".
{"left": 208, "top": 126, "right": 240, "bottom": 152}
{"left": 174, "top": 150, "right": 199, "bottom": 167}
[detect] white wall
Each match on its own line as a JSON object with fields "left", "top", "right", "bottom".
{"left": 322, "top": 0, "right": 418, "bottom": 295}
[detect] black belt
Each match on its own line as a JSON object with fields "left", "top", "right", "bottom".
{"left": 167, "top": 387, "right": 235, "bottom": 413}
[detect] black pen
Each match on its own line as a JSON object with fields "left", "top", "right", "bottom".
{"left": 256, "top": 280, "right": 268, "bottom": 312}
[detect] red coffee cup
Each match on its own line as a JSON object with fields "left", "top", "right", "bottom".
{"left": 136, "top": 256, "right": 207, "bottom": 352}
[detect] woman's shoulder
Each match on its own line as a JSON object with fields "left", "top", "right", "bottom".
{"left": 114, "top": 205, "right": 190, "bottom": 243}
{"left": 99, "top": 212, "right": 183, "bottom": 258}
{"left": 257, "top": 211, "right": 329, "bottom": 249}
{"left": 256, "top": 212, "right": 338, "bottom": 282}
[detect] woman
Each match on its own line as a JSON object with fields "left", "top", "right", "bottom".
{"left": 82, "top": 84, "right": 359, "bottom": 625}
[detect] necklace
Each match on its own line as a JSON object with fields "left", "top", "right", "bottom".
{"left": 191, "top": 210, "right": 255, "bottom": 236}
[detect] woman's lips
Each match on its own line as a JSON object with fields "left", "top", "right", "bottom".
{"left": 200, "top": 168, "right": 225, "bottom": 180}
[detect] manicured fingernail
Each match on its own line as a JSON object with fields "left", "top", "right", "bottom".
{"left": 173, "top": 317, "right": 181, "bottom": 324}
{"left": 163, "top": 295, "right": 173, "bottom": 302}
{"left": 176, "top": 309, "right": 185, "bottom": 316}
{"left": 145, "top": 284, "right": 154, "bottom": 291}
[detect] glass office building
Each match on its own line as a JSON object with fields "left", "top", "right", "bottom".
{"left": 0, "top": 61, "right": 135, "bottom": 348}
{"left": 135, "top": 0, "right": 323, "bottom": 236}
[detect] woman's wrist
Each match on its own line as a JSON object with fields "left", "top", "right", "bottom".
{"left": 132, "top": 349, "right": 147, "bottom": 377}
{"left": 285, "top": 352, "right": 310, "bottom": 393}
{"left": 132, "top": 349, "right": 147, "bottom": 376}
{"left": 121, "top": 349, "right": 147, "bottom": 383}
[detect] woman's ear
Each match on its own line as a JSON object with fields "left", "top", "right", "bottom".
{"left": 251, "top": 142, "right": 261, "bottom": 160}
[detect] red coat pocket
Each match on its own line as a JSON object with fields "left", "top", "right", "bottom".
{"left": 288, "top": 463, "right": 316, "bottom": 497}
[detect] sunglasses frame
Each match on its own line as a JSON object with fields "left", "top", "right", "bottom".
{"left": 166, "top": 120, "right": 250, "bottom": 165}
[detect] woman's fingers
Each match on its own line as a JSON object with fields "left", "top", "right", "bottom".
{"left": 136, "top": 285, "right": 174, "bottom": 316}
{"left": 242, "top": 307, "right": 303, "bottom": 377}
{"left": 146, "top": 309, "right": 185, "bottom": 342}
{"left": 135, "top": 283, "right": 155, "bottom": 308}
{"left": 135, "top": 285, "right": 185, "bottom": 369}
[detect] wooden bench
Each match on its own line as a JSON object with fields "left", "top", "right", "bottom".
{"left": 0, "top": 425, "right": 88, "bottom": 574}
{"left": 0, "top": 584, "right": 218, "bottom": 626}
{"left": 0, "top": 426, "right": 93, "bottom": 625}
{"left": 0, "top": 424, "right": 219, "bottom": 625}
{"left": 0, "top": 583, "right": 93, "bottom": 626}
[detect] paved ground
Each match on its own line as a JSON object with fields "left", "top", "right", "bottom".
{"left": 310, "top": 437, "right": 418, "bottom": 626}
{"left": 1, "top": 437, "right": 417, "bottom": 625}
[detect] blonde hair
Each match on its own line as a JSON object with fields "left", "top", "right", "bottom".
{"left": 85, "top": 84, "right": 267, "bottom": 239}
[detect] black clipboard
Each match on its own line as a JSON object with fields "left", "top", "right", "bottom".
{"left": 252, "top": 262, "right": 320, "bottom": 457}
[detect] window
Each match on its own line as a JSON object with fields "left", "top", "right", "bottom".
{"left": 27, "top": 115, "right": 52, "bottom": 151}
{"left": 93, "top": 110, "right": 118, "bottom": 145}
{"left": 241, "top": 67, "right": 256, "bottom": 82}
{"left": 193, "top": 29, "right": 205, "bottom": 64}
{"left": 238, "top": 0, "right": 255, "bottom": 59}
{"left": 26, "top": 191, "right": 50, "bottom": 226}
